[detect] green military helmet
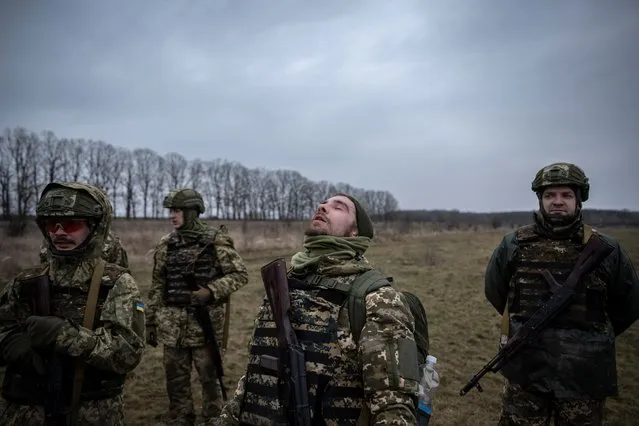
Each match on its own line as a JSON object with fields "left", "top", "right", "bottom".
{"left": 36, "top": 182, "right": 106, "bottom": 219}
{"left": 531, "top": 162, "right": 590, "bottom": 202}
{"left": 163, "top": 188, "right": 205, "bottom": 214}
{"left": 35, "top": 182, "right": 113, "bottom": 258}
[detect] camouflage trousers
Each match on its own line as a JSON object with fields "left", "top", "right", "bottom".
{"left": 498, "top": 382, "right": 606, "bottom": 426}
{"left": 163, "top": 345, "right": 223, "bottom": 426}
{"left": 0, "top": 395, "right": 125, "bottom": 425}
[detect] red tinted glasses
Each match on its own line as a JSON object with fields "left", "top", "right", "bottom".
{"left": 44, "top": 219, "right": 87, "bottom": 233}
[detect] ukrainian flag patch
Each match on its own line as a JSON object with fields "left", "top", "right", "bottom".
{"left": 135, "top": 301, "right": 145, "bottom": 312}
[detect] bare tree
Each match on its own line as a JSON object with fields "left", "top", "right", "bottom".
{"left": 41, "top": 130, "right": 64, "bottom": 184}
{"left": 151, "top": 155, "right": 166, "bottom": 218}
{"left": 164, "top": 152, "right": 188, "bottom": 189}
{"left": 0, "top": 132, "right": 12, "bottom": 218}
{"left": 133, "top": 148, "right": 156, "bottom": 217}
{"left": 6, "top": 127, "right": 40, "bottom": 234}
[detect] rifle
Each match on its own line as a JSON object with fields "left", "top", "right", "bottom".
{"left": 260, "top": 258, "right": 311, "bottom": 426}
{"left": 459, "top": 233, "right": 614, "bottom": 396}
{"left": 184, "top": 273, "right": 228, "bottom": 401}
{"left": 21, "top": 273, "right": 66, "bottom": 425}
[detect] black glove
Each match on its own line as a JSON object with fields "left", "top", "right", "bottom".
{"left": 0, "top": 330, "right": 45, "bottom": 375}
{"left": 146, "top": 325, "right": 158, "bottom": 347}
{"left": 24, "top": 316, "right": 65, "bottom": 348}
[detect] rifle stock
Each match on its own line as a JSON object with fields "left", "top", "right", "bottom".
{"left": 184, "top": 274, "right": 228, "bottom": 400}
{"left": 260, "top": 258, "right": 311, "bottom": 426}
{"left": 22, "top": 273, "right": 66, "bottom": 424}
{"left": 460, "top": 234, "right": 614, "bottom": 396}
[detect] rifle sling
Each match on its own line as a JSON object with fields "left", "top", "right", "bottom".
{"left": 68, "top": 258, "right": 106, "bottom": 425}
{"left": 500, "top": 224, "right": 594, "bottom": 343}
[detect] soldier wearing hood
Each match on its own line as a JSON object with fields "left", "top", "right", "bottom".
{"left": 217, "top": 193, "right": 420, "bottom": 425}
{"left": 0, "top": 182, "right": 146, "bottom": 425}
{"left": 146, "top": 188, "right": 249, "bottom": 426}
{"left": 484, "top": 162, "right": 639, "bottom": 425}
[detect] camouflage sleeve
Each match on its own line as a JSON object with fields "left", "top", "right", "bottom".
{"left": 53, "top": 272, "right": 146, "bottom": 374}
{"left": 484, "top": 233, "right": 517, "bottom": 314}
{"left": 208, "top": 227, "right": 249, "bottom": 302}
{"left": 146, "top": 239, "right": 168, "bottom": 326}
{"left": 358, "top": 285, "right": 419, "bottom": 425}
{"left": 216, "top": 374, "right": 247, "bottom": 425}
{"left": 602, "top": 237, "right": 639, "bottom": 336}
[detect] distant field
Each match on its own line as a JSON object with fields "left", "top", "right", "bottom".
{"left": 1, "top": 220, "right": 638, "bottom": 425}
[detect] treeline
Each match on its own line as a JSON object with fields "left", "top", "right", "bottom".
{"left": 0, "top": 126, "right": 399, "bottom": 223}
{"left": 382, "top": 209, "right": 639, "bottom": 228}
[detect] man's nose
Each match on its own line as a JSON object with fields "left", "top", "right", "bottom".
{"left": 52, "top": 226, "right": 67, "bottom": 235}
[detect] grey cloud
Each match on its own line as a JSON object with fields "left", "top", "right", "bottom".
{"left": 1, "top": 0, "right": 637, "bottom": 211}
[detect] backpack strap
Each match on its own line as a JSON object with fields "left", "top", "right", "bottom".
{"left": 348, "top": 269, "right": 392, "bottom": 343}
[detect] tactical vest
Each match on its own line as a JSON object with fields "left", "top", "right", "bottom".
{"left": 507, "top": 225, "right": 608, "bottom": 330}
{"left": 501, "top": 225, "right": 619, "bottom": 398}
{"left": 238, "top": 276, "right": 366, "bottom": 425}
{"left": 163, "top": 233, "right": 220, "bottom": 306}
{"left": 2, "top": 263, "right": 128, "bottom": 406}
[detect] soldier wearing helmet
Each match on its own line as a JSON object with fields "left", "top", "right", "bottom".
{"left": 39, "top": 228, "right": 129, "bottom": 268}
{"left": 146, "top": 188, "right": 248, "bottom": 425}
{"left": 37, "top": 185, "right": 130, "bottom": 268}
{"left": 0, "top": 182, "right": 146, "bottom": 425}
{"left": 484, "top": 162, "right": 639, "bottom": 425}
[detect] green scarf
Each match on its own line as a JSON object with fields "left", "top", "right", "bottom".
{"left": 290, "top": 235, "right": 373, "bottom": 276}
{"left": 178, "top": 210, "right": 209, "bottom": 242}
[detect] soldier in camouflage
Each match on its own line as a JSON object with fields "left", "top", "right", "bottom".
{"left": 147, "top": 188, "right": 249, "bottom": 426}
{"left": 484, "top": 162, "right": 639, "bottom": 425}
{"left": 0, "top": 182, "right": 146, "bottom": 425}
{"left": 39, "top": 228, "right": 130, "bottom": 268}
{"left": 217, "top": 193, "right": 420, "bottom": 425}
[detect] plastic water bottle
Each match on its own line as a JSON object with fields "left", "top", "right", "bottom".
{"left": 417, "top": 355, "right": 440, "bottom": 426}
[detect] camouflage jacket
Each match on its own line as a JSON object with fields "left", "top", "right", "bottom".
{"left": 0, "top": 257, "right": 146, "bottom": 377}
{"left": 146, "top": 225, "right": 248, "bottom": 347}
{"left": 217, "top": 262, "right": 419, "bottom": 425}
{"left": 39, "top": 229, "right": 129, "bottom": 269}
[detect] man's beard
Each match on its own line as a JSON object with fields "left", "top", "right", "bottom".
{"left": 304, "top": 227, "right": 328, "bottom": 237}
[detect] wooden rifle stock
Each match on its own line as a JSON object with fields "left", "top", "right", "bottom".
{"left": 260, "top": 259, "right": 311, "bottom": 426}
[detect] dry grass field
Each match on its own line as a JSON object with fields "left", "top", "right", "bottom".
{"left": 1, "top": 220, "right": 638, "bottom": 425}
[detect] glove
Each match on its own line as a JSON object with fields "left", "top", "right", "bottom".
{"left": 146, "top": 325, "right": 158, "bottom": 347}
{"left": 191, "top": 287, "right": 213, "bottom": 305}
{"left": 0, "top": 330, "right": 45, "bottom": 375}
{"left": 24, "top": 316, "right": 66, "bottom": 348}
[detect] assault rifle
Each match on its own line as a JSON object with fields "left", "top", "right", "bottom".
{"left": 260, "top": 258, "right": 312, "bottom": 426}
{"left": 184, "top": 273, "right": 228, "bottom": 400}
{"left": 459, "top": 234, "right": 614, "bottom": 396}
{"left": 21, "top": 273, "right": 66, "bottom": 424}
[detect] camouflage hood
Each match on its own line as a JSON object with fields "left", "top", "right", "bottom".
{"left": 36, "top": 182, "right": 113, "bottom": 261}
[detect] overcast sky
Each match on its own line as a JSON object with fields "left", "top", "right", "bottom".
{"left": 1, "top": 0, "right": 637, "bottom": 212}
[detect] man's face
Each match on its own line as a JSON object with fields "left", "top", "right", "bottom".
{"left": 306, "top": 195, "right": 358, "bottom": 237}
{"left": 169, "top": 208, "right": 184, "bottom": 229}
{"left": 45, "top": 218, "right": 91, "bottom": 251}
{"left": 541, "top": 186, "right": 577, "bottom": 219}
